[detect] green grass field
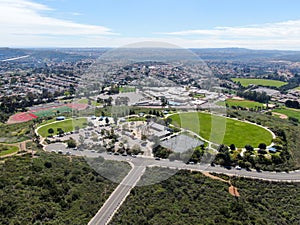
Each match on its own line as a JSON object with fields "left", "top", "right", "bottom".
{"left": 225, "top": 99, "right": 265, "bottom": 108}
{"left": 231, "top": 78, "right": 287, "bottom": 87}
{"left": 169, "top": 112, "right": 273, "bottom": 147}
{"left": 37, "top": 118, "right": 87, "bottom": 137}
{"left": 0, "top": 144, "right": 19, "bottom": 156}
{"left": 273, "top": 108, "right": 300, "bottom": 121}
{"left": 33, "top": 106, "right": 72, "bottom": 117}
{"left": 78, "top": 98, "right": 101, "bottom": 106}
{"left": 192, "top": 93, "right": 205, "bottom": 99}
{"left": 119, "top": 86, "right": 136, "bottom": 93}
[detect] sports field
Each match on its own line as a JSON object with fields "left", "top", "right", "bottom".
{"left": 8, "top": 103, "right": 88, "bottom": 124}
{"left": 119, "top": 86, "right": 136, "bottom": 93}
{"left": 169, "top": 112, "right": 273, "bottom": 147}
{"left": 225, "top": 99, "right": 264, "bottom": 108}
{"left": 37, "top": 118, "right": 87, "bottom": 137}
{"left": 231, "top": 78, "right": 287, "bottom": 87}
{"left": 273, "top": 108, "right": 300, "bottom": 121}
{"left": 78, "top": 98, "right": 101, "bottom": 106}
{"left": 33, "top": 106, "right": 72, "bottom": 117}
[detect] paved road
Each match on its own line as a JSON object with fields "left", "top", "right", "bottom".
{"left": 44, "top": 145, "right": 300, "bottom": 182}
{"left": 88, "top": 164, "right": 146, "bottom": 225}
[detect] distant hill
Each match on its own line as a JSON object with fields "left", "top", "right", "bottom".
{"left": 0, "top": 48, "right": 31, "bottom": 60}
{"left": 0, "top": 48, "right": 91, "bottom": 62}
{"left": 1, "top": 47, "right": 300, "bottom": 62}
{"left": 190, "top": 48, "right": 300, "bottom": 61}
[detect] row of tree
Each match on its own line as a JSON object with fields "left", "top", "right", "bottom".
{"left": 236, "top": 90, "right": 270, "bottom": 103}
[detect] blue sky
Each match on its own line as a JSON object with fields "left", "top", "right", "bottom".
{"left": 1, "top": 0, "right": 300, "bottom": 49}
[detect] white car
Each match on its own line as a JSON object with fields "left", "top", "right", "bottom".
{"left": 235, "top": 166, "right": 242, "bottom": 170}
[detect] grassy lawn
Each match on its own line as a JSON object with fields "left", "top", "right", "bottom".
{"left": 119, "top": 86, "right": 136, "bottom": 93}
{"left": 170, "top": 112, "right": 273, "bottom": 147}
{"left": 192, "top": 93, "right": 205, "bottom": 99}
{"left": 0, "top": 144, "right": 19, "bottom": 156}
{"left": 294, "top": 86, "right": 300, "bottom": 91}
{"left": 78, "top": 98, "right": 101, "bottom": 106}
{"left": 224, "top": 99, "right": 265, "bottom": 109}
{"left": 273, "top": 108, "right": 300, "bottom": 121}
{"left": 231, "top": 78, "right": 287, "bottom": 87}
{"left": 127, "top": 117, "right": 146, "bottom": 122}
{"left": 37, "top": 118, "right": 87, "bottom": 137}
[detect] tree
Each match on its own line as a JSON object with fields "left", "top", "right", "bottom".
{"left": 258, "top": 143, "right": 267, "bottom": 150}
{"left": 244, "top": 161, "right": 252, "bottom": 169}
{"left": 67, "top": 138, "right": 77, "bottom": 148}
{"left": 79, "top": 135, "right": 85, "bottom": 146}
{"left": 229, "top": 144, "right": 236, "bottom": 151}
{"left": 57, "top": 128, "right": 64, "bottom": 135}
{"left": 245, "top": 145, "right": 254, "bottom": 153}
{"left": 165, "top": 117, "right": 172, "bottom": 126}
{"left": 48, "top": 128, "right": 54, "bottom": 134}
{"left": 75, "top": 126, "right": 80, "bottom": 132}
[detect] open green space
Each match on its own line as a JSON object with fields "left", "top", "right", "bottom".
{"left": 222, "top": 99, "right": 265, "bottom": 109}
{"left": 111, "top": 168, "right": 300, "bottom": 225}
{"left": 33, "top": 106, "right": 72, "bottom": 117}
{"left": 232, "top": 78, "right": 287, "bottom": 87}
{"left": 119, "top": 86, "right": 136, "bottom": 93}
{"left": 37, "top": 118, "right": 87, "bottom": 137}
{"left": 78, "top": 98, "right": 101, "bottom": 106}
{"left": 169, "top": 112, "right": 273, "bottom": 147}
{"left": 191, "top": 93, "right": 205, "bottom": 99}
{"left": 0, "top": 144, "right": 19, "bottom": 156}
{"left": 273, "top": 108, "right": 300, "bottom": 121}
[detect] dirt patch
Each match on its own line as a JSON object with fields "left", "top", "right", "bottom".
{"left": 231, "top": 96, "right": 244, "bottom": 100}
{"left": 202, "top": 172, "right": 240, "bottom": 197}
{"left": 272, "top": 112, "right": 288, "bottom": 119}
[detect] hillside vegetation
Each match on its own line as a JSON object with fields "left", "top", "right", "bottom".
{"left": 0, "top": 152, "right": 124, "bottom": 224}
{"left": 111, "top": 168, "right": 300, "bottom": 225}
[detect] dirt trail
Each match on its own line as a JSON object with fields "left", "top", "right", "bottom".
{"left": 229, "top": 185, "right": 240, "bottom": 197}
{"left": 202, "top": 172, "right": 230, "bottom": 183}
{"left": 202, "top": 172, "right": 240, "bottom": 197}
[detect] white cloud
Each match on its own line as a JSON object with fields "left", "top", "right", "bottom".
{"left": 1, "top": 0, "right": 300, "bottom": 50}
{"left": 0, "top": 0, "right": 116, "bottom": 46}
{"left": 71, "top": 12, "right": 83, "bottom": 16}
{"left": 162, "top": 20, "right": 300, "bottom": 39}
{"left": 153, "top": 20, "right": 300, "bottom": 50}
